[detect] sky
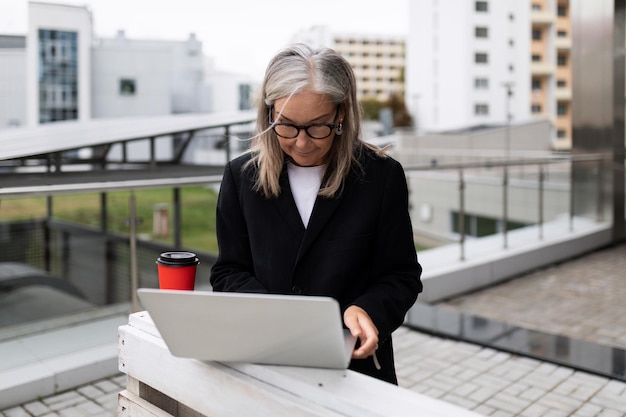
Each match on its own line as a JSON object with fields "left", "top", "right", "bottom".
{"left": 0, "top": 0, "right": 409, "bottom": 79}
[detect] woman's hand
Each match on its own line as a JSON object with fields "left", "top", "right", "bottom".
{"left": 343, "top": 305, "right": 379, "bottom": 359}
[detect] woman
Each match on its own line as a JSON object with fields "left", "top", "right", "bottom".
{"left": 210, "top": 44, "right": 422, "bottom": 384}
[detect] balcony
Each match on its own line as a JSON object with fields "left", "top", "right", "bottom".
{"left": 531, "top": 61, "right": 556, "bottom": 76}
{"left": 556, "top": 36, "right": 573, "bottom": 50}
{"left": 555, "top": 86, "right": 573, "bottom": 100}
{"left": 531, "top": 9, "right": 556, "bottom": 25}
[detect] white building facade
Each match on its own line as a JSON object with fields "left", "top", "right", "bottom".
{"left": 27, "top": 1, "right": 93, "bottom": 126}
{"left": 0, "top": 2, "right": 255, "bottom": 131}
{"left": 406, "top": 0, "right": 532, "bottom": 133}
{"left": 0, "top": 36, "right": 27, "bottom": 128}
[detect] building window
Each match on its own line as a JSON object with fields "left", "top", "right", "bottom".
{"left": 531, "top": 104, "right": 542, "bottom": 113}
{"left": 532, "top": 3, "right": 541, "bottom": 11}
{"left": 239, "top": 84, "right": 252, "bottom": 110}
{"left": 557, "top": 79, "right": 567, "bottom": 87}
{"left": 475, "top": 1, "right": 488, "bottom": 12}
{"left": 558, "top": 55, "right": 568, "bottom": 66}
{"left": 558, "top": 6, "right": 567, "bottom": 16}
{"left": 475, "top": 53, "right": 488, "bottom": 64}
{"left": 474, "top": 78, "right": 489, "bottom": 89}
{"left": 451, "top": 212, "right": 527, "bottom": 237}
{"left": 475, "top": 104, "right": 489, "bottom": 115}
{"left": 475, "top": 27, "right": 489, "bottom": 38}
{"left": 557, "top": 103, "right": 568, "bottom": 116}
{"left": 119, "top": 79, "right": 136, "bottom": 96}
{"left": 532, "top": 29, "right": 542, "bottom": 40}
{"left": 557, "top": 30, "right": 568, "bottom": 38}
{"left": 38, "top": 29, "right": 79, "bottom": 124}
{"left": 557, "top": 129, "right": 567, "bottom": 138}
{"left": 532, "top": 54, "right": 542, "bottom": 62}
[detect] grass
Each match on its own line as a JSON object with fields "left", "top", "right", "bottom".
{"left": 1, "top": 186, "right": 429, "bottom": 254}
{"left": 0, "top": 186, "right": 220, "bottom": 253}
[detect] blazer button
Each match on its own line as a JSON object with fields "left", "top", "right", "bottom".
{"left": 291, "top": 285, "right": 302, "bottom": 294}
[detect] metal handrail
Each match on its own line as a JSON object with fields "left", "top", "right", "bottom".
{"left": 401, "top": 153, "right": 611, "bottom": 260}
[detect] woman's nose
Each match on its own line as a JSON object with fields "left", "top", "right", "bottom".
{"left": 295, "top": 130, "right": 311, "bottom": 146}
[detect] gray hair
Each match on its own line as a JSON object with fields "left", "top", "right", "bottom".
{"left": 249, "top": 43, "right": 372, "bottom": 199}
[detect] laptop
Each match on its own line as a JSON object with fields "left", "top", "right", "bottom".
{"left": 136, "top": 288, "right": 357, "bottom": 369}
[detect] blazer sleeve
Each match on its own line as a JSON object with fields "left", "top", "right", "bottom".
{"left": 349, "top": 158, "right": 423, "bottom": 339}
{"left": 209, "top": 160, "right": 268, "bottom": 293}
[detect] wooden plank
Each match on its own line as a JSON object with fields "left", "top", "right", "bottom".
{"left": 119, "top": 324, "right": 345, "bottom": 417}
{"left": 118, "top": 390, "right": 173, "bottom": 417}
{"left": 120, "top": 312, "right": 485, "bottom": 417}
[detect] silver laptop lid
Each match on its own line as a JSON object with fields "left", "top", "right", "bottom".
{"left": 137, "top": 288, "right": 357, "bottom": 369}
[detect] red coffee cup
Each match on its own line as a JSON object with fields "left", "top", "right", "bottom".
{"left": 156, "top": 252, "right": 199, "bottom": 290}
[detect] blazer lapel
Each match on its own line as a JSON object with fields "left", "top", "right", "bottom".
{"left": 273, "top": 168, "right": 305, "bottom": 235}
{"left": 295, "top": 192, "right": 342, "bottom": 264}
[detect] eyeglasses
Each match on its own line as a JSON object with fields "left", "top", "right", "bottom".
{"left": 269, "top": 106, "right": 341, "bottom": 139}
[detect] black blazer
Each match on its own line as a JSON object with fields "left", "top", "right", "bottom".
{"left": 210, "top": 146, "right": 423, "bottom": 383}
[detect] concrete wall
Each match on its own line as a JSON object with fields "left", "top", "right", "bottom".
{"left": 0, "top": 49, "right": 26, "bottom": 128}
{"left": 407, "top": 168, "right": 570, "bottom": 244}
{"left": 91, "top": 45, "right": 172, "bottom": 118}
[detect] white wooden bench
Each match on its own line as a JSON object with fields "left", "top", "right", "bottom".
{"left": 118, "top": 312, "right": 483, "bottom": 417}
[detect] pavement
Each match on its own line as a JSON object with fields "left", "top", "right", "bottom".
{"left": 1, "top": 242, "right": 625, "bottom": 417}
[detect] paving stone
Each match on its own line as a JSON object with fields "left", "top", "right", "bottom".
{"left": 23, "top": 400, "right": 51, "bottom": 416}
{"left": 473, "top": 404, "right": 496, "bottom": 416}
{"left": 485, "top": 392, "right": 532, "bottom": 414}
{"left": 76, "top": 385, "right": 104, "bottom": 400}
{"left": 92, "top": 380, "right": 119, "bottom": 394}
{"left": 2, "top": 408, "right": 31, "bottom": 417}
{"left": 571, "top": 402, "right": 603, "bottom": 417}
{"left": 535, "top": 392, "right": 583, "bottom": 414}
{"left": 596, "top": 410, "right": 625, "bottom": 417}
{"left": 520, "top": 403, "right": 550, "bottom": 417}
{"left": 42, "top": 391, "right": 84, "bottom": 408}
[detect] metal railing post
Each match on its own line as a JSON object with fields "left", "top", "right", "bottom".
{"left": 129, "top": 192, "right": 139, "bottom": 313}
{"left": 224, "top": 125, "right": 231, "bottom": 162}
{"left": 538, "top": 164, "right": 544, "bottom": 240}
{"left": 173, "top": 187, "right": 182, "bottom": 249}
{"left": 503, "top": 165, "right": 509, "bottom": 249}
{"left": 459, "top": 169, "right": 466, "bottom": 261}
{"left": 569, "top": 159, "right": 575, "bottom": 232}
{"left": 596, "top": 158, "right": 604, "bottom": 222}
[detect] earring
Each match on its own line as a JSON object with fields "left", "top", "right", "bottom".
{"left": 336, "top": 122, "right": 343, "bottom": 136}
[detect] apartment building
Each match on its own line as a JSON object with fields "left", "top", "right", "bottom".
{"left": 531, "top": 0, "right": 572, "bottom": 150}
{"left": 292, "top": 26, "right": 406, "bottom": 102}
{"left": 407, "top": 0, "right": 572, "bottom": 150}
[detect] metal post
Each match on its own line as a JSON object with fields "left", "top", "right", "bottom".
{"left": 503, "top": 166, "right": 508, "bottom": 249}
{"left": 596, "top": 158, "right": 604, "bottom": 222}
{"left": 129, "top": 192, "right": 139, "bottom": 313}
{"left": 569, "top": 159, "right": 575, "bottom": 232}
{"left": 149, "top": 137, "right": 156, "bottom": 170}
{"left": 538, "top": 164, "right": 544, "bottom": 240}
{"left": 224, "top": 125, "right": 231, "bottom": 162}
{"left": 459, "top": 169, "right": 465, "bottom": 261}
{"left": 100, "top": 192, "right": 108, "bottom": 233}
{"left": 173, "top": 187, "right": 182, "bottom": 249}
{"left": 501, "top": 82, "right": 514, "bottom": 249}
{"left": 45, "top": 195, "right": 52, "bottom": 272}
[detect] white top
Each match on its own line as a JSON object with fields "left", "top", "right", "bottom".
{"left": 288, "top": 163, "right": 325, "bottom": 228}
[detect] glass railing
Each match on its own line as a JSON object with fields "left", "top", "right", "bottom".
{"left": 0, "top": 151, "right": 616, "bottom": 339}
